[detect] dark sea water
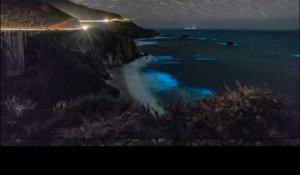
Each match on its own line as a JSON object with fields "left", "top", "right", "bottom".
{"left": 133, "top": 29, "right": 300, "bottom": 107}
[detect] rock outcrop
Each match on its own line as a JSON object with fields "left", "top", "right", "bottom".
{"left": 40, "top": 0, "right": 159, "bottom": 38}
{"left": 1, "top": 29, "right": 140, "bottom": 106}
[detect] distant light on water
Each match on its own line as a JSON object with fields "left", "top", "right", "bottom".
{"left": 79, "top": 18, "right": 129, "bottom": 23}
{"left": 291, "top": 54, "right": 300, "bottom": 58}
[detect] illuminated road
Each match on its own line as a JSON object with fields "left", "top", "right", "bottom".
{"left": 1, "top": 18, "right": 131, "bottom": 32}
{"left": 79, "top": 18, "right": 130, "bottom": 23}
{"left": 0, "top": 27, "right": 83, "bottom": 31}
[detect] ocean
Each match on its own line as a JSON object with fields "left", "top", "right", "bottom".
{"left": 124, "top": 29, "right": 300, "bottom": 112}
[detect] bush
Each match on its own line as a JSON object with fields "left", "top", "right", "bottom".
{"left": 1, "top": 83, "right": 297, "bottom": 146}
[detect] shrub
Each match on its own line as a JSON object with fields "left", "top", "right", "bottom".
{"left": 4, "top": 96, "right": 36, "bottom": 117}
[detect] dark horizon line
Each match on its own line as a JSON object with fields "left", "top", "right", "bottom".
{"left": 148, "top": 28, "right": 300, "bottom": 31}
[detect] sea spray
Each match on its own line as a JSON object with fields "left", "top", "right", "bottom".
{"left": 123, "top": 56, "right": 165, "bottom": 116}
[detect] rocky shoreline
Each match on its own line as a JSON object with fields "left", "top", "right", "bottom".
{"left": 106, "top": 66, "right": 135, "bottom": 104}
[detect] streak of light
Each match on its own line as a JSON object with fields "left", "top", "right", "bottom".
{"left": 79, "top": 18, "right": 130, "bottom": 23}
{"left": 0, "top": 28, "right": 83, "bottom": 31}
{"left": 81, "top": 25, "right": 90, "bottom": 30}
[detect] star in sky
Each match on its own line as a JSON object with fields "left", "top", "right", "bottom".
{"left": 71, "top": 0, "right": 299, "bottom": 29}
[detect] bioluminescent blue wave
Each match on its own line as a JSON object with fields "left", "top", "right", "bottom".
{"left": 135, "top": 30, "right": 299, "bottom": 110}
{"left": 142, "top": 70, "right": 179, "bottom": 92}
{"left": 193, "top": 54, "right": 215, "bottom": 61}
{"left": 194, "top": 57, "right": 215, "bottom": 61}
{"left": 160, "top": 61, "right": 181, "bottom": 64}
{"left": 291, "top": 54, "right": 300, "bottom": 58}
{"left": 155, "top": 55, "right": 177, "bottom": 61}
{"left": 142, "top": 70, "right": 215, "bottom": 103}
{"left": 184, "top": 86, "right": 215, "bottom": 99}
{"left": 196, "top": 37, "right": 207, "bottom": 40}
{"left": 149, "top": 55, "right": 181, "bottom": 64}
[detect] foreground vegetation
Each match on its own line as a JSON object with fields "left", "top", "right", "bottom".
{"left": 1, "top": 82, "right": 299, "bottom": 146}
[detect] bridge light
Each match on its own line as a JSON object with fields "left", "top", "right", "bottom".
{"left": 103, "top": 19, "right": 110, "bottom": 23}
{"left": 82, "top": 25, "right": 89, "bottom": 31}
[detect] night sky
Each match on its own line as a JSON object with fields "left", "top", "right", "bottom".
{"left": 71, "top": 0, "right": 300, "bottom": 29}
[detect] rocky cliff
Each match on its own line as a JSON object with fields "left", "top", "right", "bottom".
{"left": 40, "top": 0, "right": 159, "bottom": 38}
{"left": 1, "top": 29, "right": 140, "bottom": 106}
{"left": 41, "top": 0, "right": 122, "bottom": 20}
{"left": 1, "top": 0, "right": 81, "bottom": 29}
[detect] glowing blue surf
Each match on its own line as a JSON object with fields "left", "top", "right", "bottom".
{"left": 142, "top": 69, "right": 215, "bottom": 102}
{"left": 161, "top": 61, "right": 181, "bottom": 64}
{"left": 150, "top": 55, "right": 181, "bottom": 63}
{"left": 184, "top": 86, "right": 215, "bottom": 100}
{"left": 194, "top": 57, "right": 215, "bottom": 61}
{"left": 291, "top": 54, "right": 300, "bottom": 58}
{"left": 142, "top": 70, "right": 179, "bottom": 92}
{"left": 196, "top": 37, "right": 207, "bottom": 40}
{"left": 193, "top": 54, "right": 215, "bottom": 61}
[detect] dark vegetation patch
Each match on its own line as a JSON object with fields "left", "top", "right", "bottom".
{"left": 1, "top": 83, "right": 298, "bottom": 146}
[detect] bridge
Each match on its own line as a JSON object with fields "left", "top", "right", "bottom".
{"left": 0, "top": 18, "right": 131, "bottom": 77}
{"left": 1, "top": 30, "right": 27, "bottom": 77}
{"left": 0, "top": 27, "right": 87, "bottom": 77}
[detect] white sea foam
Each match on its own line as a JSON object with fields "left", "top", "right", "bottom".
{"left": 123, "top": 56, "right": 165, "bottom": 116}
{"left": 195, "top": 37, "right": 207, "bottom": 40}
{"left": 193, "top": 54, "right": 215, "bottom": 61}
{"left": 123, "top": 55, "right": 215, "bottom": 116}
{"left": 134, "top": 40, "right": 159, "bottom": 46}
{"left": 291, "top": 54, "right": 300, "bottom": 58}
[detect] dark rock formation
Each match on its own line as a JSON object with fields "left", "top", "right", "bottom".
{"left": 1, "top": 29, "right": 140, "bottom": 106}
{"left": 182, "top": 35, "right": 191, "bottom": 38}
{"left": 226, "top": 41, "right": 235, "bottom": 47}
{"left": 40, "top": 0, "right": 159, "bottom": 38}
{"left": 105, "top": 21, "right": 159, "bottom": 39}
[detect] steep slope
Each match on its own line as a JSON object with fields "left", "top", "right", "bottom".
{"left": 41, "top": 0, "right": 123, "bottom": 20}
{"left": 41, "top": 0, "right": 158, "bottom": 38}
{"left": 1, "top": 29, "right": 140, "bottom": 105}
{"left": 1, "top": 0, "right": 81, "bottom": 29}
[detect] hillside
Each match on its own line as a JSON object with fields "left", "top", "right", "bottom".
{"left": 41, "top": 0, "right": 123, "bottom": 20}
{"left": 41, "top": 0, "right": 158, "bottom": 38}
{"left": 0, "top": 0, "right": 81, "bottom": 29}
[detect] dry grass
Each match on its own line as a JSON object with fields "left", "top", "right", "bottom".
{"left": 1, "top": 83, "right": 298, "bottom": 146}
